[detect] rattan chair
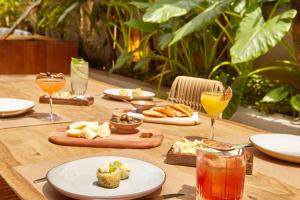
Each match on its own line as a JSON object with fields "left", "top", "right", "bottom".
{"left": 168, "top": 76, "right": 225, "bottom": 111}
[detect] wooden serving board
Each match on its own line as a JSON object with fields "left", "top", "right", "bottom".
{"left": 113, "top": 108, "right": 200, "bottom": 126}
{"left": 39, "top": 95, "right": 94, "bottom": 106}
{"left": 49, "top": 127, "right": 164, "bottom": 149}
{"left": 166, "top": 136, "right": 253, "bottom": 175}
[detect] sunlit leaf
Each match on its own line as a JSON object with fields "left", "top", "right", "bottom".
{"left": 169, "top": 0, "right": 233, "bottom": 46}
{"left": 289, "top": 94, "right": 300, "bottom": 112}
{"left": 261, "top": 86, "right": 289, "bottom": 103}
{"left": 143, "top": 0, "right": 203, "bottom": 23}
{"left": 125, "top": 19, "right": 159, "bottom": 33}
{"left": 230, "top": 8, "right": 296, "bottom": 64}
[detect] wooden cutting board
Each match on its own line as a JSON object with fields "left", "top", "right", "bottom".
{"left": 40, "top": 95, "right": 94, "bottom": 106}
{"left": 49, "top": 127, "right": 164, "bottom": 149}
{"left": 113, "top": 108, "right": 201, "bottom": 126}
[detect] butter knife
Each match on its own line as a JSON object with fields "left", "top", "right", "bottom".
{"left": 140, "top": 193, "right": 185, "bottom": 200}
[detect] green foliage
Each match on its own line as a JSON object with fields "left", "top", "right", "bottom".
{"left": 0, "top": 0, "right": 30, "bottom": 27}
{"left": 231, "top": 8, "right": 296, "bottom": 64}
{"left": 261, "top": 86, "right": 289, "bottom": 103}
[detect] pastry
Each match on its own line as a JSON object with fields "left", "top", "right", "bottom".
{"left": 170, "top": 104, "right": 192, "bottom": 117}
{"left": 143, "top": 110, "right": 167, "bottom": 118}
{"left": 96, "top": 166, "right": 121, "bottom": 188}
{"left": 153, "top": 106, "right": 175, "bottom": 117}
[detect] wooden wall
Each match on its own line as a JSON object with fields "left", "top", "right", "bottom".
{"left": 0, "top": 39, "right": 78, "bottom": 74}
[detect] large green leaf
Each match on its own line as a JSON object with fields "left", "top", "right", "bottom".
{"left": 289, "top": 94, "right": 300, "bottom": 112}
{"left": 125, "top": 19, "right": 159, "bottom": 33}
{"left": 109, "top": 51, "right": 132, "bottom": 73}
{"left": 223, "top": 75, "right": 248, "bottom": 119}
{"left": 169, "top": 0, "right": 234, "bottom": 46}
{"left": 143, "top": 0, "right": 203, "bottom": 23}
{"left": 261, "top": 86, "right": 289, "bottom": 103}
{"left": 230, "top": 8, "right": 296, "bottom": 64}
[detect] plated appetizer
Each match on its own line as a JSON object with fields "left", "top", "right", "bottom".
{"left": 96, "top": 161, "right": 131, "bottom": 189}
{"left": 143, "top": 104, "right": 193, "bottom": 118}
{"left": 66, "top": 121, "right": 111, "bottom": 139}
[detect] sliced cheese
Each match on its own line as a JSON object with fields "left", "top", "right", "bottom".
{"left": 69, "top": 121, "right": 86, "bottom": 129}
{"left": 98, "top": 122, "right": 111, "bottom": 138}
{"left": 84, "top": 121, "right": 99, "bottom": 132}
{"left": 66, "top": 129, "right": 84, "bottom": 138}
{"left": 82, "top": 127, "right": 98, "bottom": 140}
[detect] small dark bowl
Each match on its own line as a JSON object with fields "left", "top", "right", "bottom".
{"left": 130, "top": 100, "right": 156, "bottom": 112}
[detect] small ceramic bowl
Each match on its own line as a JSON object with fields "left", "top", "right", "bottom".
{"left": 110, "top": 115, "right": 143, "bottom": 134}
{"left": 130, "top": 100, "right": 156, "bottom": 112}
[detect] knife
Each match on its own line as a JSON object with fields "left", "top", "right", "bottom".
{"left": 140, "top": 193, "right": 185, "bottom": 200}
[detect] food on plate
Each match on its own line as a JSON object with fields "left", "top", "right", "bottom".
{"left": 96, "top": 161, "right": 131, "bottom": 188}
{"left": 110, "top": 161, "right": 131, "bottom": 180}
{"left": 82, "top": 127, "right": 98, "bottom": 140}
{"left": 66, "top": 121, "right": 111, "bottom": 139}
{"left": 119, "top": 89, "right": 129, "bottom": 96}
{"left": 143, "top": 104, "right": 193, "bottom": 118}
{"left": 142, "top": 110, "right": 167, "bottom": 118}
{"left": 96, "top": 165, "right": 121, "bottom": 188}
{"left": 201, "top": 139, "right": 235, "bottom": 151}
{"left": 132, "top": 88, "right": 143, "bottom": 97}
{"left": 66, "top": 129, "right": 84, "bottom": 138}
{"left": 98, "top": 122, "right": 111, "bottom": 138}
{"left": 170, "top": 104, "right": 193, "bottom": 117}
{"left": 111, "top": 114, "right": 141, "bottom": 124}
{"left": 173, "top": 138, "right": 203, "bottom": 155}
{"left": 153, "top": 107, "right": 175, "bottom": 117}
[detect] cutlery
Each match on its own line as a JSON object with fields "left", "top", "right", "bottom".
{"left": 33, "top": 177, "right": 47, "bottom": 184}
{"left": 140, "top": 193, "right": 185, "bottom": 200}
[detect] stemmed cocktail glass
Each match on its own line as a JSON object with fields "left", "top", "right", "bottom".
{"left": 36, "top": 72, "right": 65, "bottom": 121}
{"left": 200, "top": 87, "right": 232, "bottom": 139}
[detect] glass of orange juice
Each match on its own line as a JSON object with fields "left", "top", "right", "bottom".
{"left": 36, "top": 72, "right": 65, "bottom": 120}
{"left": 201, "top": 88, "right": 232, "bottom": 139}
{"left": 196, "top": 147, "right": 246, "bottom": 200}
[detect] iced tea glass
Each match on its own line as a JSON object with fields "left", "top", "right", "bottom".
{"left": 196, "top": 148, "right": 246, "bottom": 200}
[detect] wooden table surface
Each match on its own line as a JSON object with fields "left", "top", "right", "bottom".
{"left": 0, "top": 75, "right": 300, "bottom": 200}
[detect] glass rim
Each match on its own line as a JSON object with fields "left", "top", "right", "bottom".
{"left": 196, "top": 147, "right": 245, "bottom": 157}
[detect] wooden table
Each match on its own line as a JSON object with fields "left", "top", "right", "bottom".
{"left": 0, "top": 75, "right": 299, "bottom": 200}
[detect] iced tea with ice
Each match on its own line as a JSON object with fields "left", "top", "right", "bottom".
{"left": 196, "top": 148, "right": 246, "bottom": 200}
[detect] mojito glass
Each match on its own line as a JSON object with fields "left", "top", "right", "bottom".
{"left": 71, "top": 58, "right": 89, "bottom": 96}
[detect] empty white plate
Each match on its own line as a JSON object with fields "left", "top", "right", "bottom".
{"left": 0, "top": 98, "right": 35, "bottom": 117}
{"left": 47, "top": 156, "right": 166, "bottom": 200}
{"left": 104, "top": 89, "right": 155, "bottom": 100}
{"left": 250, "top": 134, "right": 300, "bottom": 163}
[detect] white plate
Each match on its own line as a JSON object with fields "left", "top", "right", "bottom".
{"left": 104, "top": 89, "right": 155, "bottom": 100}
{"left": 0, "top": 98, "right": 35, "bottom": 117}
{"left": 47, "top": 156, "right": 166, "bottom": 200}
{"left": 250, "top": 134, "right": 300, "bottom": 163}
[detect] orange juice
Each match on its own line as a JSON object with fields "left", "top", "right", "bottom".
{"left": 36, "top": 78, "right": 65, "bottom": 94}
{"left": 196, "top": 150, "right": 246, "bottom": 200}
{"left": 201, "top": 92, "right": 229, "bottom": 117}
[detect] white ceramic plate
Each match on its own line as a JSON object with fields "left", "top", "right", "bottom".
{"left": 0, "top": 98, "right": 35, "bottom": 117}
{"left": 104, "top": 89, "right": 155, "bottom": 100}
{"left": 250, "top": 133, "right": 300, "bottom": 163}
{"left": 47, "top": 156, "right": 166, "bottom": 200}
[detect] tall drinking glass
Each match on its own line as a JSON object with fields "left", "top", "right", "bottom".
{"left": 196, "top": 148, "right": 246, "bottom": 200}
{"left": 36, "top": 73, "right": 65, "bottom": 120}
{"left": 71, "top": 58, "right": 89, "bottom": 96}
{"left": 201, "top": 88, "right": 232, "bottom": 139}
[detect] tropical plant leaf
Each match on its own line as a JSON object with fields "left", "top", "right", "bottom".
{"left": 169, "top": 0, "right": 234, "bottom": 46}
{"left": 143, "top": 0, "right": 203, "bottom": 23}
{"left": 125, "top": 19, "right": 159, "bottom": 33}
{"left": 158, "top": 33, "right": 173, "bottom": 49}
{"left": 261, "top": 86, "right": 289, "bottom": 103}
{"left": 223, "top": 75, "right": 248, "bottom": 119}
{"left": 290, "top": 94, "right": 300, "bottom": 112}
{"left": 130, "top": 2, "right": 151, "bottom": 9}
{"left": 56, "top": 1, "right": 80, "bottom": 26}
{"left": 133, "top": 57, "right": 150, "bottom": 73}
{"left": 230, "top": 8, "right": 296, "bottom": 64}
{"left": 109, "top": 51, "right": 132, "bottom": 73}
